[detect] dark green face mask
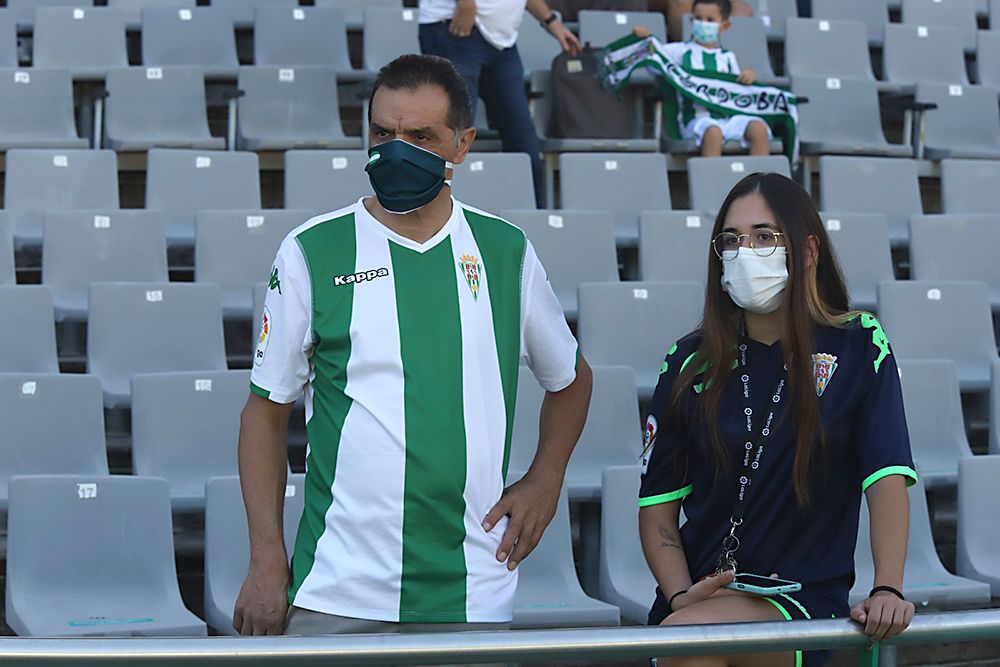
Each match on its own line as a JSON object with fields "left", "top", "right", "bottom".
{"left": 365, "top": 139, "right": 453, "bottom": 214}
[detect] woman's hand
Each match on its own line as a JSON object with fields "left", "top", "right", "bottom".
{"left": 851, "top": 592, "right": 915, "bottom": 641}
{"left": 671, "top": 570, "right": 736, "bottom": 611}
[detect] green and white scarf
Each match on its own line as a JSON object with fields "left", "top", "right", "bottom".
{"left": 601, "top": 33, "right": 800, "bottom": 165}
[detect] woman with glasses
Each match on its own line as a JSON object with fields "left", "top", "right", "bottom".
{"left": 639, "top": 173, "right": 916, "bottom": 667}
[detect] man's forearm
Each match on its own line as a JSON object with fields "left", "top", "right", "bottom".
{"left": 525, "top": 0, "right": 556, "bottom": 22}
{"left": 867, "top": 475, "right": 910, "bottom": 590}
{"left": 529, "top": 357, "right": 593, "bottom": 480}
{"left": 238, "top": 396, "right": 293, "bottom": 564}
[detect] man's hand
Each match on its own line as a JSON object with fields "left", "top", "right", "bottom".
{"left": 233, "top": 555, "right": 290, "bottom": 636}
{"left": 546, "top": 20, "right": 581, "bottom": 55}
{"left": 851, "top": 592, "right": 915, "bottom": 641}
{"left": 450, "top": 0, "right": 477, "bottom": 38}
{"left": 482, "top": 470, "right": 562, "bottom": 571}
{"left": 737, "top": 69, "right": 757, "bottom": 85}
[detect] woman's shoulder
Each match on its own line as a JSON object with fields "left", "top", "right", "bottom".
{"left": 822, "top": 312, "right": 893, "bottom": 374}
{"left": 658, "top": 330, "right": 704, "bottom": 377}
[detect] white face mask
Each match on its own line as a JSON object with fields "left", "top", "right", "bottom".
{"left": 720, "top": 247, "right": 788, "bottom": 314}
{"left": 692, "top": 19, "right": 721, "bottom": 45}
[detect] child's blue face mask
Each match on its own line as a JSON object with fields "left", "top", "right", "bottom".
{"left": 692, "top": 19, "right": 721, "bottom": 45}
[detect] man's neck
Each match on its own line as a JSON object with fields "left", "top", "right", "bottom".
{"left": 365, "top": 187, "right": 454, "bottom": 244}
{"left": 744, "top": 307, "right": 784, "bottom": 346}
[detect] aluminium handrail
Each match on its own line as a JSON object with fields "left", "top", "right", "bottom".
{"left": 0, "top": 610, "right": 998, "bottom": 665}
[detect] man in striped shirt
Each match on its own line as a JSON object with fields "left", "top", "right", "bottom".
{"left": 660, "top": 0, "right": 771, "bottom": 157}
{"left": 233, "top": 54, "right": 593, "bottom": 637}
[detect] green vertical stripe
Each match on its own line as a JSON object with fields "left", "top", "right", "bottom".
{"left": 464, "top": 209, "right": 526, "bottom": 481}
{"left": 681, "top": 50, "right": 695, "bottom": 125}
{"left": 702, "top": 51, "right": 717, "bottom": 72}
{"left": 287, "top": 213, "right": 357, "bottom": 603}
{"left": 391, "top": 237, "right": 468, "bottom": 622}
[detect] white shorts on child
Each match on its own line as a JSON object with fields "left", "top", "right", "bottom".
{"left": 682, "top": 115, "right": 772, "bottom": 148}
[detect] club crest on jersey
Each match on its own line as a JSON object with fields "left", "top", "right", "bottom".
{"left": 640, "top": 415, "right": 658, "bottom": 473}
{"left": 812, "top": 353, "right": 838, "bottom": 396}
{"left": 255, "top": 306, "right": 271, "bottom": 366}
{"left": 458, "top": 255, "right": 482, "bottom": 300}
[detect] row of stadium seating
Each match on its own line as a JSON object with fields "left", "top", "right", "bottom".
{"left": 2, "top": 150, "right": 997, "bottom": 251}
{"left": 5, "top": 456, "right": 1000, "bottom": 636}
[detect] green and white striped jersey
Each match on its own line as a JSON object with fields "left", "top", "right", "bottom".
{"left": 662, "top": 40, "right": 742, "bottom": 125}
{"left": 250, "top": 197, "right": 579, "bottom": 623}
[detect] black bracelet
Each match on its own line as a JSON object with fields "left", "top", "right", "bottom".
{"left": 869, "top": 585, "right": 905, "bottom": 601}
{"left": 667, "top": 589, "right": 689, "bottom": 611}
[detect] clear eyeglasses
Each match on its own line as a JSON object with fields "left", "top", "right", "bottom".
{"left": 712, "top": 228, "right": 786, "bottom": 260}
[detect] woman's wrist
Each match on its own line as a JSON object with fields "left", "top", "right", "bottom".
{"left": 668, "top": 589, "right": 690, "bottom": 612}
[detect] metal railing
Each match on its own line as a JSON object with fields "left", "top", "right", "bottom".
{"left": 1, "top": 610, "right": 999, "bottom": 665}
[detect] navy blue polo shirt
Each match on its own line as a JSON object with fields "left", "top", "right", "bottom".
{"left": 639, "top": 315, "right": 917, "bottom": 602}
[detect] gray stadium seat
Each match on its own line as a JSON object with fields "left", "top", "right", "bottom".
{"left": 0, "top": 286, "right": 59, "bottom": 373}
{"left": 452, "top": 153, "right": 536, "bottom": 214}
{"left": 0, "top": 212, "right": 14, "bottom": 285}
{"left": 237, "top": 66, "right": 361, "bottom": 150}
{"left": 0, "top": 10, "right": 16, "bottom": 67}
{"left": 559, "top": 153, "right": 671, "bottom": 247}
{"left": 106, "top": 0, "right": 194, "bottom": 29}
{"left": 141, "top": 7, "right": 239, "bottom": 79}
{"left": 902, "top": 0, "right": 978, "bottom": 52}
{"left": 992, "top": 362, "right": 1000, "bottom": 455}
{"left": 977, "top": 30, "right": 1000, "bottom": 87}
{"left": 742, "top": 0, "right": 797, "bottom": 40}
{"left": 877, "top": 280, "right": 998, "bottom": 392}
{"left": 204, "top": 474, "right": 304, "bottom": 635}
{"left": 957, "top": 456, "right": 1000, "bottom": 596}
{"left": 941, "top": 159, "right": 1000, "bottom": 215}
{"left": 87, "top": 283, "right": 227, "bottom": 407}
{"left": 883, "top": 24, "right": 968, "bottom": 87}
{"left": 211, "top": 0, "right": 297, "bottom": 29}
{"left": 820, "top": 212, "right": 894, "bottom": 312}
{"left": 499, "top": 209, "right": 618, "bottom": 320}
{"left": 195, "top": 209, "right": 310, "bottom": 317}
{"left": 578, "top": 10, "right": 666, "bottom": 47}
{"left": 104, "top": 66, "right": 224, "bottom": 151}
{"left": 0, "top": 68, "right": 88, "bottom": 150}
{"left": 812, "top": 0, "right": 887, "bottom": 45}
{"left": 7, "top": 0, "right": 90, "bottom": 30}
{"left": 284, "top": 149, "right": 371, "bottom": 213}
{"left": 850, "top": 473, "right": 990, "bottom": 607}
{"left": 511, "top": 483, "right": 621, "bottom": 628}
{"left": 42, "top": 210, "right": 169, "bottom": 321}
{"left": 818, "top": 157, "right": 921, "bottom": 246}
{"left": 910, "top": 214, "right": 1000, "bottom": 310}
{"left": 578, "top": 282, "right": 703, "bottom": 400}
{"left": 509, "top": 365, "right": 642, "bottom": 501}
{"left": 638, "top": 211, "right": 713, "bottom": 288}
{"left": 5, "top": 475, "right": 206, "bottom": 636}
{"left": 680, "top": 15, "right": 784, "bottom": 85}
{"left": 3, "top": 149, "right": 119, "bottom": 247}
{"left": 362, "top": 7, "right": 419, "bottom": 74}
{"left": 315, "top": 0, "right": 401, "bottom": 30}
{"left": 145, "top": 148, "right": 262, "bottom": 244}
{"left": 897, "top": 360, "right": 973, "bottom": 489}
{"left": 253, "top": 7, "right": 365, "bottom": 82}
{"left": 0, "top": 374, "right": 108, "bottom": 508}
{"left": 785, "top": 18, "right": 874, "bottom": 80}
{"left": 132, "top": 370, "right": 249, "bottom": 510}
{"left": 793, "top": 77, "right": 910, "bottom": 159}
{"left": 599, "top": 465, "right": 658, "bottom": 625}
{"left": 915, "top": 83, "right": 1000, "bottom": 159}
{"left": 32, "top": 7, "right": 128, "bottom": 80}
{"left": 517, "top": 11, "right": 562, "bottom": 78}
{"left": 687, "top": 156, "right": 791, "bottom": 213}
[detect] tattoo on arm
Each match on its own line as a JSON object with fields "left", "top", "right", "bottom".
{"left": 658, "top": 524, "right": 683, "bottom": 550}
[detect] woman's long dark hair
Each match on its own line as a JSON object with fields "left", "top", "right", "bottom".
{"left": 671, "top": 172, "right": 853, "bottom": 508}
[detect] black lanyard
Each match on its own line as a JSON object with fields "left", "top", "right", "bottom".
{"left": 716, "top": 340, "right": 787, "bottom": 574}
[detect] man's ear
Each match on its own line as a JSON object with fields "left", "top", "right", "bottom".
{"left": 450, "top": 127, "right": 477, "bottom": 166}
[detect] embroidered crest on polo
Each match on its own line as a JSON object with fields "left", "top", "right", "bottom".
{"left": 812, "top": 353, "right": 838, "bottom": 396}
{"left": 458, "top": 254, "right": 482, "bottom": 300}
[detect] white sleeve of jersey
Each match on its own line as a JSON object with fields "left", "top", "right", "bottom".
{"left": 520, "top": 240, "right": 579, "bottom": 393}
{"left": 249, "top": 235, "right": 314, "bottom": 404}
{"left": 662, "top": 41, "right": 687, "bottom": 64}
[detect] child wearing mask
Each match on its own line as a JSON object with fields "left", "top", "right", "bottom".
{"left": 640, "top": 0, "right": 771, "bottom": 157}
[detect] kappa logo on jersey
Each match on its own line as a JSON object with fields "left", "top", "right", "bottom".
{"left": 333, "top": 267, "right": 389, "bottom": 286}
{"left": 255, "top": 306, "right": 271, "bottom": 366}
{"left": 269, "top": 266, "right": 282, "bottom": 294}
{"left": 640, "top": 415, "right": 658, "bottom": 473}
{"left": 458, "top": 255, "right": 482, "bottom": 300}
{"left": 812, "top": 353, "right": 838, "bottom": 396}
